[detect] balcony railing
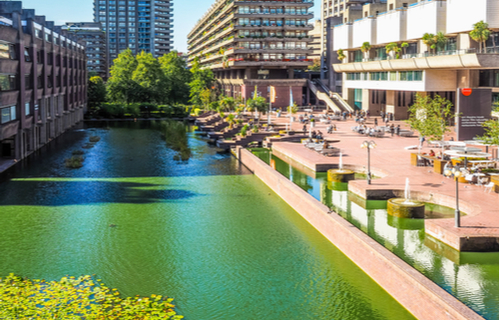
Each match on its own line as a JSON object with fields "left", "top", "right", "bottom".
{"left": 356, "top": 46, "right": 499, "bottom": 63}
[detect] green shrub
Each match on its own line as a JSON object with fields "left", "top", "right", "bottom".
{"left": 125, "top": 104, "right": 141, "bottom": 118}
{"left": 99, "top": 103, "right": 125, "bottom": 118}
{"left": 192, "top": 108, "right": 202, "bottom": 116}
{"left": 240, "top": 124, "right": 249, "bottom": 137}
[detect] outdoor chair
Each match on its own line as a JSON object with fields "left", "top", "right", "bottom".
{"left": 483, "top": 182, "right": 494, "bottom": 193}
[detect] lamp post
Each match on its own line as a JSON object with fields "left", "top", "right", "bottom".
{"left": 444, "top": 167, "right": 462, "bottom": 227}
{"left": 361, "top": 140, "right": 376, "bottom": 185}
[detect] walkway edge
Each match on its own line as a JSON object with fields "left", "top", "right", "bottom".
{"left": 237, "top": 147, "right": 483, "bottom": 320}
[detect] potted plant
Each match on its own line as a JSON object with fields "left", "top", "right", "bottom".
{"left": 310, "top": 118, "right": 316, "bottom": 128}
{"left": 361, "top": 42, "right": 371, "bottom": 61}
{"left": 337, "top": 49, "right": 346, "bottom": 61}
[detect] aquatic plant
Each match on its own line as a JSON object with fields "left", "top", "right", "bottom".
{"left": 72, "top": 150, "right": 85, "bottom": 155}
{"left": 65, "top": 156, "right": 84, "bottom": 169}
{"left": 161, "top": 120, "right": 192, "bottom": 161}
{"left": 0, "top": 274, "right": 183, "bottom": 319}
{"left": 89, "top": 136, "right": 101, "bottom": 143}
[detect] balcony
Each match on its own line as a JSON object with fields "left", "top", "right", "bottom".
{"left": 333, "top": 47, "right": 499, "bottom": 73}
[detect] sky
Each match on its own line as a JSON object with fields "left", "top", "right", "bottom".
{"left": 16, "top": 0, "right": 321, "bottom": 53}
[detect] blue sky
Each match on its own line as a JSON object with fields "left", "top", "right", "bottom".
{"left": 17, "top": 0, "right": 320, "bottom": 53}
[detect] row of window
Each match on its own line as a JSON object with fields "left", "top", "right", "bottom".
{"left": 237, "top": 18, "right": 308, "bottom": 26}
{"left": 238, "top": 30, "right": 307, "bottom": 38}
{"left": 1, "top": 42, "right": 85, "bottom": 68}
{"left": 0, "top": 73, "right": 85, "bottom": 92}
{"left": 346, "top": 71, "right": 423, "bottom": 81}
{"left": 98, "top": 1, "right": 137, "bottom": 4}
{"left": 238, "top": 6, "right": 309, "bottom": 15}
{"left": 238, "top": 41, "right": 308, "bottom": 49}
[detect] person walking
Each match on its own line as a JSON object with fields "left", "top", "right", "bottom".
{"left": 302, "top": 124, "right": 307, "bottom": 135}
{"left": 396, "top": 124, "right": 401, "bottom": 136}
{"left": 374, "top": 118, "right": 378, "bottom": 126}
{"left": 390, "top": 123, "right": 395, "bottom": 136}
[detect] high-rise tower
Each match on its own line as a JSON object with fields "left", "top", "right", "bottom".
{"left": 93, "top": 0, "right": 173, "bottom": 66}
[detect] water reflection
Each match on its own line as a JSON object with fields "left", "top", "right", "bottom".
{"left": 0, "top": 122, "right": 417, "bottom": 320}
{"left": 252, "top": 149, "right": 499, "bottom": 320}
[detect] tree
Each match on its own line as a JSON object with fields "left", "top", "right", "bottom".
{"left": 385, "top": 42, "right": 400, "bottom": 58}
{"left": 401, "top": 42, "right": 409, "bottom": 56}
{"left": 470, "top": 20, "right": 491, "bottom": 53}
{"left": 422, "top": 33, "right": 436, "bottom": 54}
{"left": 189, "top": 58, "right": 215, "bottom": 106}
{"left": 308, "top": 58, "right": 321, "bottom": 71}
{"left": 107, "top": 48, "right": 140, "bottom": 104}
{"left": 132, "top": 51, "right": 166, "bottom": 103}
{"left": 434, "top": 32, "right": 447, "bottom": 52}
{"left": 159, "top": 51, "right": 191, "bottom": 104}
{"left": 199, "top": 88, "right": 212, "bottom": 110}
{"left": 247, "top": 96, "right": 268, "bottom": 123}
{"left": 219, "top": 96, "right": 235, "bottom": 112}
{"left": 407, "top": 94, "right": 455, "bottom": 142}
{"left": 478, "top": 119, "right": 499, "bottom": 146}
{"left": 87, "top": 76, "right": 107, "bottom": 110}
{"left": 361, "top": 42, "right": 371, "bottom": 60}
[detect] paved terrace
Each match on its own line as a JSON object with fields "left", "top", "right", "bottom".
{"left": 266, "top": 111, "right": 498, "bottom": 252}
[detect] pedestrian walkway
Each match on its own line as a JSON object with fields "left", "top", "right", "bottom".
{"left": 268, "top": 111, "right": 498, "bottom": 252}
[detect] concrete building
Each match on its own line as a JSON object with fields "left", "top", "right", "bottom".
{"left": 61, "top": 22, "right": 108, "bottom": 80}
{"left": 330, "top": 0, "right": 498, "bottom": 128}
{"left": 0, "top": 1, "right": 87, "bottom": 164}
{"left": 310, "top": 19, "right": 322, "bottom": 61}
{"left": 93, "top": 0, "right": 174, "bottom": 66}
{"left": 187, "top": 0, "right": 315, "bottom": 108}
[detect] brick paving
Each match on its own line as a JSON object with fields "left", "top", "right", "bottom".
{"left": 267, "top": 111, "right": 499, "bottom": 251}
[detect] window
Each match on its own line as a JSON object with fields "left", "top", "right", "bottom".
{"left": 413, "top": 71, "right": 422, "bottom": 81}
{"left": 25, "top": 102, "right": 31, "bottom": 116}
{"left": 25, "top": 75, "right": 31, "bottom": 89}
{"left": 37, "top": 75, "right": 43, "bottom": 89}
{"left": 1, "top": 106, "right": 16, "bottom": 124}
{"left": 390, "top": 71, "right": 397, "bottom": 81}
{"left": 0, "top": 74, "right": 17, "bottom": 91}
{"left": 0, "top": 42, "right": 15, "bottom": 59}
{"left": 35, "top": 29, "right": 43, "bottom": 38}
{"left": 24, "top": 48, "right": 31, "bottom": 62}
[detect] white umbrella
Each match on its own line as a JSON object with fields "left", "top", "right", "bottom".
{"left": 444, "top": 150, "right": 492, "bottom": 167}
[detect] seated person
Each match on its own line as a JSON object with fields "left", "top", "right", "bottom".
{"left": 327, "top": 125, "right": 334, "bottom": 134}
{"left": 429, "top": 149, "right": 436, "bottom": 157}
{"left": 323, "top": 141, "right": 330, "bottom": 150}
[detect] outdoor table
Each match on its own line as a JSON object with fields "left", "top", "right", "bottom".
{"left": 469, "top": 160, "right": 497, "bottom": 168}
{"left": 410, "top": 153, "right": 445, "bottom": 174}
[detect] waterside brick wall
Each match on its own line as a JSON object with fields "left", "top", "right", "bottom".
{"left": 237, "top": 147, "right": 482, "bottom": 320}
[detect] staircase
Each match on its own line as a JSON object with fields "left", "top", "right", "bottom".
{"left": 309, "top": 80, "right": 354, "bottom": 113}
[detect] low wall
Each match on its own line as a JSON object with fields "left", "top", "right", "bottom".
{"left": 237, "top": 147, "right": 482, "bottom": 320}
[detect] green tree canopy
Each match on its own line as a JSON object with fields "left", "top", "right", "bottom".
{"left": 470, "top": 20, "right": 491, "bottom": 53}
{"left": 478, "top": 119, "right": 499, "bottom": 146}
{"left": 219, "top": 96, "right": 236, "bottom": 112}
{"left": 406, "top": 94, "right": 455, "bottom": 141}
{"left": 189, "top": 58, "right": 215, "bottom": 106}
{"left": 107, "top": 48, "right": 141, "bottom": 104}
{"left": 132, "top": 51, "right": 166, "bottom": 103}
{"left": 87, "top": 76, "right": 107, "bottom": 110}
{"left": 159, "top": 51, "right": 191, "bottom": 104}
